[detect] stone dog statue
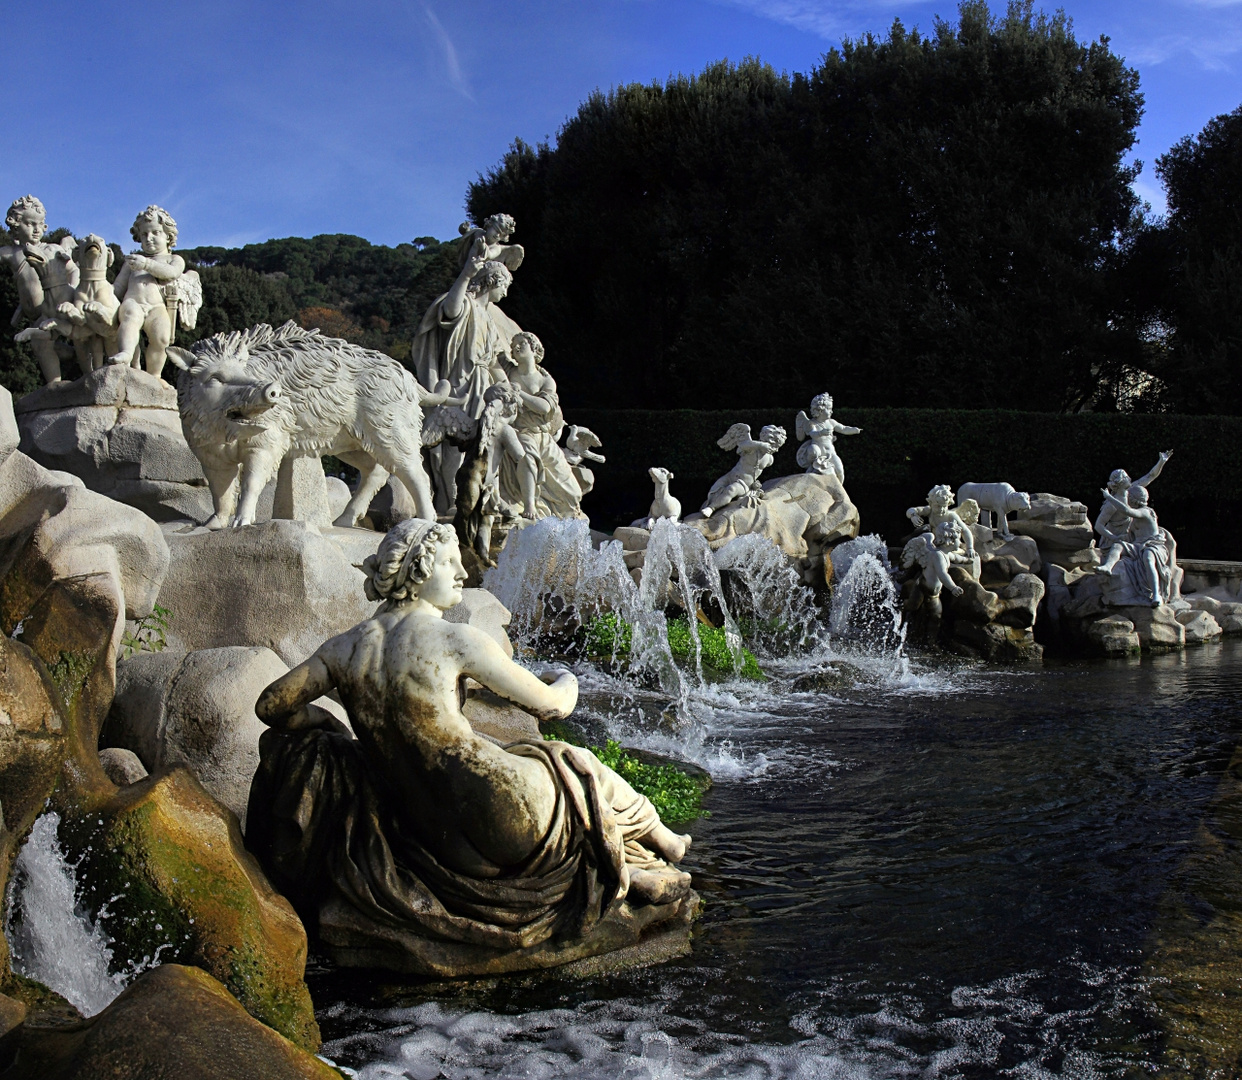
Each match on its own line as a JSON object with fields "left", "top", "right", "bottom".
{"left": 955, "top": 481, "right": 1031, "bottom": 541}
{"left": 246, "top": 519, "right": 694, "bottom": 975}
{"left": 167, "top": 321, "right": 438, "bottom": 529}
{"left": 51, "top": 234, "right": 120, "bottom": 374}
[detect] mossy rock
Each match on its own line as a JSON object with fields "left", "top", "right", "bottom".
{"left": 791, "top": 661, "right": 869, "bottom": 693}
{"left": 60, "top": 769, "right": 320, "bottom": 1052}
{"left": 10, "top": 964, "right": 339, "bottom": 1079}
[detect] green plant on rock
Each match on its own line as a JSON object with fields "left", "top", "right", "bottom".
{"left": 122, "top": 604, "right": 172, "bottom": 658}
{"left": 592, "top": 740, "right": 707, "bottom": 824}
{"left": 584, "top": 613, "right": 764, "bottom": 682}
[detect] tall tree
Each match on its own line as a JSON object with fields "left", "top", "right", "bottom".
{"left": 467, "top": 1, "right": 1145, "bottom": 412}
{"left": 1144, "top": 104, "right": 1242, "bottom": 412}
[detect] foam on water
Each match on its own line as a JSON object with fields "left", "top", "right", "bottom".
{"left": 4, "top": 813, "right": 156, "bottom": 1017}
{"left": 322, "top": 962, "right": 1132, "bottom": 1079}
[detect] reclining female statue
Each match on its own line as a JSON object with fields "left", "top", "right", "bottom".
{"left": 247, "top": 518, "right": 693, "bottom": 975}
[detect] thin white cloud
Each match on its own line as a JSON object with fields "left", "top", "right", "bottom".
{"left": 423, "top": 5, "right": 474, "bottom": 101}
{"left": 1123, "top": 25, "right": 1242, "bottom": 70}
{"left": 709, "top": 0, "right": 936, "bottom": 39}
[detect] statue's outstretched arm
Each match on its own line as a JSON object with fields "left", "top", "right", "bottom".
{"left": 833, "top": 420, "right": 861, "bottom": 435}
{"left": 256, "top": 654, "right": 335, "bottom": 730}
{"left": 458, "top": 626, "right": 578, "bottom": 721}
{"left": 1135, "top": 449, "right": 1173, "bottom": 489}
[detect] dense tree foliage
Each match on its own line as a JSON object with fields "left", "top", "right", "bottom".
{"left": 178, "top": 233, "right": 462, "bottom": 358}
{"left": 1128, "top": 105, "right": 1242, "bottom": 413}
{"left": 467, "top": 1, "right": 1145, "bottom": 411}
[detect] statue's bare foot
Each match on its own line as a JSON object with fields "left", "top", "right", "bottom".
{"left": 642, "top": 823, "right": 690, "bottom": 863}
{"left": 628, "top": 866, "right": 692, "bottom": 905}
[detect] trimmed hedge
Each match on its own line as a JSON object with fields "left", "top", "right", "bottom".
{"left": 574, "top": 408, "right": 1242, "bottom": 559}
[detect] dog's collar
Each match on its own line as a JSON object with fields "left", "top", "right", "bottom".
{"left": 80, "top": 269, "right": 108, "bottom": 282}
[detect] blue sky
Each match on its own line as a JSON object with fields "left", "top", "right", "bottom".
{"left": 4, "top": 0, "right": 1239, "bottom": 249}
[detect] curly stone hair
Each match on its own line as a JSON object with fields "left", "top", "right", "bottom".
{"left": 362, "top": 518, "right": 457, "bottom": 607}
{"left": 468, "top": 260, "right": 512, "bottom": 296}
{"left": 510, "top": 330, "right": 544, "bottom": 363}
{"left": 927, "top": 483, "right": 954, "bottom": 507}
{"left": 6, "top": 195, "right": 45, "bottom": 234}
{"left": 130, "top": 205, "right": 178, "bottom": 248}
{"left": 483, "top": 212, "right": 516, "bottom": 237}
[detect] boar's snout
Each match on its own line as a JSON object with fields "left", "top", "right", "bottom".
{"left": 263, "top": 381, "right": 281, "bottom": 405}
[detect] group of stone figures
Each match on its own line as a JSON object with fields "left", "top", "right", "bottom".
{"left": 3, "top": 196, "right": 203, "bottom": 383}
{"left": 8, "top": 201, "right": 609, "bottom": 558}
{"left": 901, "top": 452, "right": 1180, "bottom": 609}
{"left": 634, "top": 392, "right": 860, "bottom": 529}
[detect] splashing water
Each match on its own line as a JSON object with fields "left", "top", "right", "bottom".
{"left": 829, "top": 535, "right": 906, "bottom": 656}
{"left": 5, "top": 813, "right": 133, "bottom": 1016}
{"left": 486, "top": 517, "right": 753, "bottom": 705}
{"left": 713, "top": 532, "right": 824, "bottom": 652}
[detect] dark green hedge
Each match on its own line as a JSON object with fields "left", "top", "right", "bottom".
{"left": 573, "top": 408, "right": 1242, "bottom": 559}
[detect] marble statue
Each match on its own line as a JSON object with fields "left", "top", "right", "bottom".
{"left": 247, "top": 519, "right": 693, "bottom": 973}
{"left": 452, "top": 383, "right": 524, "bottom": 561}
{"left": 51, "top": 234, "right": 121, "bottom": 373}
{"left": 458, "top": 213, "right": 524, "bottom": 275}
{"left": 1097, "top": 484, "right": 1181, "bottom": 607}
{"left": 795, "top": 393, "right": 860, "bottom": 482}
{"left": 955, "top": 482, "right": 1030, "bottom": 541}
{"left": 563, "top": 425, "right": 605, "bottom": 498}
{"left": 901, "top": 519, "right": 969, "bottom": 605}
{"left": 493, "top": 332, "right": 584, "bottom": 521}
{"left": 1096, "top": 451, "right": 1173, "bottom": 575}
{"left": 166, "top": 321, "right": 438, "bottom": 528}
{"left": 906, "top": 484, "right": 978, "bottom": 563}
{"left": 3, "top": 195, "right": 80, "bottom": 383}
{"left": 411, "top": 252, "right": 521, "bottom": 512}
{"left": 110, "top": 206, "right": 202, "bottom": 379}
{"left": 635, "top": 466, "right": 681, "bottom": 530}
{"left": 700, "top": 423, "right": 787, "bottom": 518}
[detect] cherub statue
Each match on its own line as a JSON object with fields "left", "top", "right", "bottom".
{"left": 1097, "top": 484, "right": 1180, "bottom": 607}
{"left": 563, "top": 425, "right": 605, "bottom": 497}
{"left": 905, "top": 484, "right": 977, "bottom": 564}
{"left": 1096, "top": 450, "right": 1173, "bottom": 575}
{"left": 109, "top": 205, "right": 202, "bottom": 378}
{"left": 700, "top": 423, "right": 787, "bottom": 518}
{"left": 795, "top": 393, "right": 860, "bottom": 482}
{"left": 453, "top": 382, "right": 525, "bottom": 561}
{"left": 2, "top": 195, "right": 80, "bottom": 383}
{"left": 458, "top": 212, "right": 524, "bottom": 275}
{"left": 247, "top": 519, "right": 693, "bottom": 972}
{"left": 901, "top": 518, "right": 969, "bottom": 612}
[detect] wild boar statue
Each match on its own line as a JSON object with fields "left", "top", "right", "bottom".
{"left": 167, "top": 321, "right": 437, "bottom": 529}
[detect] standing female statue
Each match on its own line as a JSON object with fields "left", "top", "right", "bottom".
{"left": 411, "top": 252, "right": 521, "bottom": 511}
{"left": 247, "top": 519, "right": 693, "bottom": 974}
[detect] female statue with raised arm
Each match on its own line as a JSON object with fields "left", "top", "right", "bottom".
{"left": 247, "top": 519, "right": 692, "bottom": 974}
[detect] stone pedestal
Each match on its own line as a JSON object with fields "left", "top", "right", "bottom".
{"left": 14, "top": 365, "right": 213, "bottom": 522}
{"left": 273, "top": 453, "right": 331, "bottom": 527}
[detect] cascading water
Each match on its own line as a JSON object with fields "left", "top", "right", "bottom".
{"left": 713, "top": 532, "right": 824, "bottom": 653}
{"left": 828, "top": 534, "right": 906, "bottom": 654}
{"left": 4, "top": 813, "right": 141, "bottom": 1017}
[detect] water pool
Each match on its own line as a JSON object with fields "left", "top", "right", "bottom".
{"left": 314, "top": 640, "right": 1242, "bottom": 1078}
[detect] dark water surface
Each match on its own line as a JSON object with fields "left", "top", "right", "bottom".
{"left": 313, "top": 641, "right": 1242, "bottom": 1078}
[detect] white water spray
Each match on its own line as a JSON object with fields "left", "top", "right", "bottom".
{"left": 829, "top": 535, "right": 906, "bottom": 654}
{"left": 5, "top": 813, "right": 130, "bottom": 1016}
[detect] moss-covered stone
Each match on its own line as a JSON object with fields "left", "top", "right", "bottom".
{"left": 61, "top": 769, "right": 320, "bottom": 1052}
{"left": 9, "top": 964, "right": 339, "bottom": 1080}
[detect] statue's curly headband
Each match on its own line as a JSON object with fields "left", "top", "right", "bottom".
{"left": 130, "top": 205, "right": 178, "bottom": 248}
{"left": 927, "top": 483, "right": 954, "bottom": 505}
{"left": 468, "top": 260, "right": 512, "bottom": 296}
{"left": 362, "top": 518, "right": 457, "bottom": 606}
{"left": 6, "top": 195, "right": 45, "bottom": 232}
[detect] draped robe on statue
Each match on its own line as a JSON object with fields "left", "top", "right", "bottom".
{"left": 247, "top": 724, "right": 681, "bottom": 975}
{"left": 410, "top": 290, "right": 521, "bottom": 418}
